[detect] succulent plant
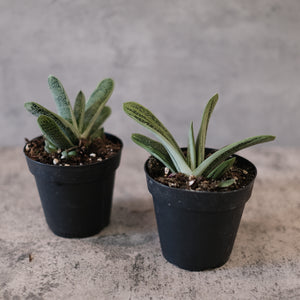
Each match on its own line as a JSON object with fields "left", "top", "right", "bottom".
{"left": 25, "top": 75, "right": 114, "bottom": 154}
{"left": 123, "top": 94, "right": 275, "bottom": 187}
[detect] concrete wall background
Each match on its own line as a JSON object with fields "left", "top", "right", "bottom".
{"left": 0, "top": 0, "right": 299, "bottom": 147}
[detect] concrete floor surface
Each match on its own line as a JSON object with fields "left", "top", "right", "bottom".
{"left": 0, "top": 146, "right": 299, "bottom": 299}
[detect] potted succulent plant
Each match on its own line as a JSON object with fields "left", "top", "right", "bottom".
{"left": 24, "top": 75, "right": 122, "bottom": 238}
{"left": 123, "top": 94, "right": 275, "bottom": 271}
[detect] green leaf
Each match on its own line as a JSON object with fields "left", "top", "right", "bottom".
{"left": 90, "top": 127, "right": 105, "bottom": 139}
{"left": 24, "top": 102, "right": 80, "bottom": 144}
{"left": 37, "top": 115, "right": 74, "bottom": 149}
{"left": 207, "top": 157, "right": 236, "bottom": 179}
{"left": 192, "top": 135, "right": 276, "bottom": 177}
{"left": 123, "top": 102, "right": 191, "bottom": 174}
{"left": 131, "top": 133, "right": 177, "bottom": 173}
{"left": 74, "top": 91, "right": 85, "bottom": 132}
{"left": 217, "top": 179, "right": 235, "bottom": 188}
{"left": 89, "top": 106, "right": 111, "bottom": 136}
{"left": 82, "top": 79, "right": 114, "bottom": 138}
{"left": 44, "top": 139, "right": 57, "bottom": 153}
{"left": 82, "top": 102, "right": 109, "bottom": 138}
{"left": 67, "top": 150, "right": 77, "bottom": 157}
{"left": 61, "top": 150, "right": 77, "bottom": 158}
{"left": 86, "top": 78, "right": 114, "bottom": 110}
{"left": 187, "top": 122, "right": 196, "bottom": 170}
{"left": 196, "top": 94, "right": 218, "bottom": 165}
{"left": 48, "top": 75, "right": 77, "bottom": 129}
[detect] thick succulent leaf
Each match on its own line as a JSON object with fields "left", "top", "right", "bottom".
{"left": 44, "top": 139, "right": 58, "bottom": 153}
{"left": 24, "top": 102, "right": 79, "bottom": 144}
{"left": 82, "top": 79, "right": 114, "bottom": 138}
{"left": 89, "top": 106, "right": 111, "bottom": 136}
{"left": 123, "top": 102, "right": 191, "bottom": 174}
{"left": 82, "top": 102, "right": 109, "bottom": 138}
{"left": 48, "top": 75, "right": 77, "bottom": 128}
{"left": 86, "top": 78, "right": 114, "bottom": 110}
{"left": 207, "top": 157, "right": 236, "bottom": 179}
{"left": 123, "top": 102, "right": 180, "bottom": 149}
{"left": 192, "top": 135, "right": 276, "bottom": 177}
{"left": 90, "top": 127, "right": 105, "bottom": 139}
{"left": 132, "top": 133, "right": 176, "bottom": 172}
{"left": 196, "top": 94, "right": 218, "bottom": 165}
{"left": 74, "top": 91, "right": 85, "bottom": 132}
{"left": 217, "top": 179, "right": 235, "bottom": 188}
{"left": 187, "top": 122, "right": 196, "bottom": 170}
{"left": 37, "top": 115, "right": 74, "bottom": 150}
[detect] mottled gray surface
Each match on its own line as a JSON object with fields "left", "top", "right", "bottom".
{"left": 0, "top": 0, "right": 299, "bottom": 147}
{"left": 0, "top": 146, "right": 299, "bottom": 299}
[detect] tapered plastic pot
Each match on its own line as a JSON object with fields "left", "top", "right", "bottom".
{"left": 145, "top": 149, "right": 257, "bottom": 271}
{"left": 24, "top": 133, "right": 122, "bottom": 238}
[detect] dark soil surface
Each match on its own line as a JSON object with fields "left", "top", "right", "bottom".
{"left": 24, "top": 136, "right": 121, "bottom": 166}
{"left": 147, "top": 155, "right": 256, "bottom": 192}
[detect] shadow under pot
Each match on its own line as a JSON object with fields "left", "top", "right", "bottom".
{"left": 24, "top": 133, "right": 123, "bottom": 238}
{"left": 145, "top": 148, "right": 257, "bottom": 271}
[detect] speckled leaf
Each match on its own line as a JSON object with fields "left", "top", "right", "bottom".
{"left": 82, "top": 79, "right": 114, "bottom": 138}
{"left": 48, "top": 75, "right": 77, "bottom": 128}
{"left": 196, "top": 94, "right": 218, "bottom": 165}
{"left": 89, "top": 106, "right": 111, "bottom": 136}
{"left": 37, "top": 115, "right": 74, "bottom": 149}
{"left": 86, "top": 78, "right": 114, "bottom": 110}
{"left": 24, "top": 102, "right": 79, "bottom": 144}
{"left": 123, "top": 102, "right": 191, "bottom": 174}
{"left": 192, "top": 135, "right": 276, "bottom": 177}
{"left": 74, "top": 91, "right": 85, "bottom": 132}
{"left": 131, "top": 133, "right": 176, "bottom": 172}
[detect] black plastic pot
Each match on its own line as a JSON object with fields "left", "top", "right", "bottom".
{"left": 145, "top": 149, "right": 257, "bottom": 271}
{"left": 24, "top": 133, "right": 122, "bottom": 238}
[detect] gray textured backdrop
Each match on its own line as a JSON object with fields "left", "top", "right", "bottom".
{"left": 1, "top": 0, "right": 299, "bottom": 147}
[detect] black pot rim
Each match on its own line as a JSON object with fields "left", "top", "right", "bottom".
{"left": 144, "top": 148, "right": 257, "bottom": 195}
{"left": 23, "top": 132, "right": 123, "bottom": 169}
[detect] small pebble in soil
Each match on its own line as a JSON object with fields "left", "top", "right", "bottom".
{"left": 97, "top": 158, "right": 103, "bottom": 162}
{"left": 147, "top": 156, "right": 256, "bottom": 192}
{"left": 188, "top": 179, "right": 196, "bottom": 186}
{"left": 164, "top": 167, "right": 170, "bottom": 176}
{"left": 25, "top": 136, "right": 121, "bottom": 166}
{"left": 53, "top": 158, "right": 59, "bottom": 165}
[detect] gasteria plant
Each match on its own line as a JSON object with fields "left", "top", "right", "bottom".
{"left": 123, "top": 94, "right": 275, "bottom": 187}
{"left": 25, "top": 75, "right": 113, "bottom": 154}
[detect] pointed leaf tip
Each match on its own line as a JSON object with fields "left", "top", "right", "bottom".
{"left": 37, "top": 115, "right": 74, "bottom": 149}
{"left": 131, "top": 133, "right": 177, "bottom": 172}
{"left": 196, "top": 94, "right": 219, "bottom": 165}
{"left": 123, "top": 101, "right": 192, "bottom": 174}
{"left": 82, "top": 78, "right": 114, "bottom": 137}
